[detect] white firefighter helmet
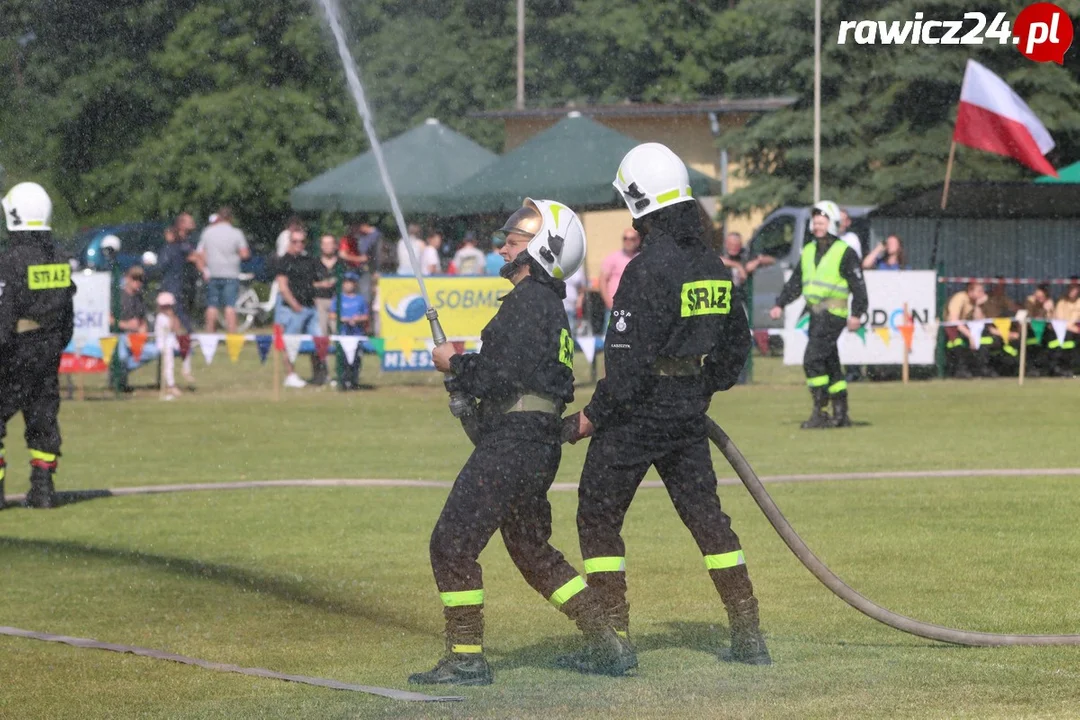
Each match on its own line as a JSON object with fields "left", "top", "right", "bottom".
{"left": 2, "top": 182, "right": 53, "bottom": 232}
{"left": 494, "top": 198, "right": 586, "bottom": 280}
{"left": 101, "top": 234, "right": 122, "bottom": 253}
{"left": 810, "top": 200, "right": 841, "bottom": 236}
{"left": 142, "top": 250, "right": 158, "bottom": 266}
{"left": 612, "top": 142, "right": 694, "bottom": 219}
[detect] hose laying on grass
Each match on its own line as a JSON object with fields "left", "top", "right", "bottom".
{"left": 705, "top": 417, "right": 1080, "bottom": 647}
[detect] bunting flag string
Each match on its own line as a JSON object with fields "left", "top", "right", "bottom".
{"left": 576, "top": 336, "right": 597, "bottom": 364}
{"left": 1030, "top": 319, "right": 1047, "bottom": 344}
{"left": 333, "top": 336, "right": 361, "bottom": 365}
{"left": 255, "top": 336, "right": 272, "bottom": 364}
{"left": 128, "top": 332, "right": 148, "bottom": 363}
{"left": 967, "top": 320, "right": 988, "bottom": 346}
{"left": 272, "top": 324, "right": 285, "bottom": 352}
{"left": 313, "top": 336, "right": 331, "bottom": 362}
{"left": 99, "top": 336, "right": 119, "bottom": 364}
{"left": 991, "top": 318, "right": 1013, "bottom": 340}
{"left": 369, "top": 337, "right": 385, "bottom": 358}
{"left": 225, "top": 334, "right": 246, "bottom": 363}
{"left": 1050, "top": 319, "right": 1068, "bottom": 344}
{"left": 193, "top": 334, "right": 222, "bottom": 365}
{"left": 177, "top": 335, "right": 191, "bottom": 360}
{"left": 874, "top": 327, "right": 891, "bottom": 346}
{"left": 283, "top": 335, "right": 303, "bottom": 364}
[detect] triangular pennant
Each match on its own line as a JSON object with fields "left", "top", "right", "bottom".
{"left": 334, "top": 335, "right": 361, "bottom": 364}
{"left": 99, "top": 335, "right": 119, "bottom": 363}
{"left": 1031, "top": 319, "right": 1047, "bottom": 344}
{"left": 795, "top": 315, "right": 809, "bottom": 331}
{"left": 899, "top": 323, "right": 915, "bottom": 352}
{"left": 753, "top": 329, "right": 770, "bottom": 356}
{"left": 273, "top": 324, "right": 285, "bottom": 352}
{"left": 854, "top": 325, "right": 868, "bottom": 344}
{"left": 370, "top": 337, "right": 385, "bottom": 358}
{"left": 313, "top": 336, "right": 330, "bottom": 362}
{"left": 194, "top": 334, "right": 221, "bottom": 365}
{"left": 225, "top": 334, "right": 246, "bottom": 363}
{"left": 874, "top": 327, "right": 891, "bottom": 346}
{"left": 255, "top": 335, "right": 272, "bottom": 364}
{"left": 992, "top": 318, "right": 1013, "bottom": 341}
{"left": 1051, "top": 319, "right": 1068, "bottom": 344}
{"left": 283, "top": 335, "right": 303, "bottom": 364}
{"left": 577, "top": 335, "right": 597, "bottom": 364}
{"left": 177, "top": 334, "right": 191, "bottom": 360}
{"left": 451, "top": 340, "right": 466, "bottom": 355}
{"left": 968, "top": 320, "right": 988, "bottom": 346}
{"left": 128, "top": 332, "right": 148, "bottom": 362}
{"left": 397, "top": 336, "right": 415, "bottom": 357}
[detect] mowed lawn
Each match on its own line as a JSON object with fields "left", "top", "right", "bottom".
{"left": 1, "top": 354, "right": 1079, "bottom": 719}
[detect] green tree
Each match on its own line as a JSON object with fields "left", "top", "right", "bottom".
{"left": 719, "top": 0, "right": 1080, "bottom": 214}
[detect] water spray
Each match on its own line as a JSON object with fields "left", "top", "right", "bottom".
{"left": 316, "top": 0, "right": 480, "bottom": 440}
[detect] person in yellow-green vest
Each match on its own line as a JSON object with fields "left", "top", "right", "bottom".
{"left": 769, "top": 201, "right": 868, "bottom": 428}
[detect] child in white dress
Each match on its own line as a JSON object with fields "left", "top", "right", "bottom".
{"left": 155, "top": 292, "right": 182, "bottom": 399}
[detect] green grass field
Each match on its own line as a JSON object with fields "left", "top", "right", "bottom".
{"left": 2, "top": 354, "right": 1079, "bottom": 719}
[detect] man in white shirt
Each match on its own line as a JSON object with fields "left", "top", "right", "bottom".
{"left": 563, "top": 264, "right": 588, "bottom": 333}
{"left": 397, "top": 223, "right": 425, "bottom": 275}
{"left": 421, "top": 230, "right": 443, "bottom": 275}
{"left": 838, "top": 209, "right": 863, "bottom": 259}
{"left": 451, "top": 231, "right": 486, "bottom": 275}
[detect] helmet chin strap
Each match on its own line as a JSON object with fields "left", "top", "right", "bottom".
{"left": 499, "top": 252, "right": 531, "bottom": 280}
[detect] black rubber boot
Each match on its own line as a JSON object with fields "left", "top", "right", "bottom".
{"left": 555, "top": 626, "right": 637, "bottom": 676}
{"left": 310, "top": 356, "right": 328, "bottom": 386}
{"left": 0, "top": 457, "right": 6, "bottom": 510}
{"left": 25, "top": 462, "right": 56, "bottom": 509}
{"left": 800, "top": 388, "right": 831, "bottom": 429}
{"left": 409, "top": 605, "right": 493, "bottom": 686}
{"left": 722, "top": 597, "right": 772, "bottom": 665}
{"left": 830, "top": 392, "right": 852, "bottom": 428}
{"left": 584, "top": 572, "right": 631, "bottom": 641}
{"left": 711, "top": 566, "right": 771, "bottom": 666}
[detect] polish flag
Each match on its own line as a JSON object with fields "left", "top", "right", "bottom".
{"left": 953, "top": 60, "right": 1057, "bottom": 177}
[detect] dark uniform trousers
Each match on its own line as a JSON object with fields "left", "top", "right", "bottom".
{"left": 577, "top": 389, "right": 753, "bottom": 633}
{"left": 0, "top": 332, "right": 66, "bottom": 490}
{"left": 804, "top": 311, "right": 848, "bottom": 406}
{"left": 430, "top": 414, "right": 594, "bottom": 649}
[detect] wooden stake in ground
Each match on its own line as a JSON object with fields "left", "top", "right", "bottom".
{"left": 273, "top": 344, "right": 281, "bottom": 401}
{"left": 1017, "top": 310, "right": 1029, "bottom": 387}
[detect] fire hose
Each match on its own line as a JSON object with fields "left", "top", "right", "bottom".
{"left": 703, "top": 417, "right": 1080, "bottom": 647}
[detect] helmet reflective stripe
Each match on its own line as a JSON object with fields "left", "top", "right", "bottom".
{"left": 613, "top": 143, "right": 695, "bottom": 219}
{"left": 516, "top": 197, "right": 587, "bottom": 281}
{"left": 2, "top": 182, "right": 53, "bottom": 232}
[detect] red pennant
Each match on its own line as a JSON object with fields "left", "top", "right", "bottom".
{"left": 273, "top": 324, "right": 285, "bottom": 352}
{"left": 753, "top": 329, "right": 770, "bottom": 356}
{"left": 128, "top": 332, "right": 148, "bottom": 362}
{"left": 313, "top": 336, "right": 330, "bottom": 362}
{"left": 944, "top": 325, "right": 958, "bottom": 343}
{"left": 451, "top": 341, "right": 466, "bottom": 354}
{"left": 177, "top": 334, "right": 191, "bottom": 360}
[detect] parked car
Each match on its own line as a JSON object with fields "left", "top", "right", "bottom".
{"left": 747, "top": 205, "right": 875, "bottom": 329}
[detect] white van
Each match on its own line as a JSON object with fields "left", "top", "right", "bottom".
{"left": 746, "top": 205, "right": 875, "bottom": 329}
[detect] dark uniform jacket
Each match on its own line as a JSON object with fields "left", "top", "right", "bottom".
{"left": 775, "top": 236, "right": 869, "bottom": 317}
{"left": 584, "top": 223, "right": 750, "bottom": 434}
{"left": 448, "top": 275, "right": 574, "bottom": 436}
{"left": 0, "top": 234, "right": 76, "bottom": 353}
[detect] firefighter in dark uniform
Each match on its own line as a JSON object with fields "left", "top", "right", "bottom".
{"left": 0, "top": 182, "right": 76, "bottom": 509}
{"left": 563, "top": 143, "right": 769, "bottom": 669}
{"left": 413, "top": 199, "right": 634, "bottom": 686}
{"left": 769, "top": 201, "right": 868, "bottom": 428}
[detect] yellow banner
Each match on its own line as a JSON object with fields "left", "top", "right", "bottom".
{"left": 225, "top": 334, "right": 246, "bottom": 363}
{"left": 380, "top": 276, "right": 507, "bottom": 342}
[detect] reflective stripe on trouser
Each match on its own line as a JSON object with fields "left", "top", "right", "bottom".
{"left": 0, "top": 450, "right": 5, "bottom": 482}
{"left": 1002, "top": 344, "right": 1018, "bottom": 357}
{"left": 806, "top": 375, "right": 830, "bottom": 388}
{"left": 704, "top": 550, "right": 745, "bottom": 570}
{"left": 451, "top": 644, "right": 482, "bottom": 654}
{"left": 548, "top": 575, "right": 587, "bottom": 608}
{"left": 804, "top": 313, "right": 847, "bottom": 404}
{"left": 828, "top": 380, "right": 847, "bottom": 394}
{"left": 441, "top": 589, "right": 484, "bottom": 607}
{"left": 980, "top": 337, "right": 993, "bottom": 346}
{"left": 583, "top": 556, "right": 625, "bottom": 574}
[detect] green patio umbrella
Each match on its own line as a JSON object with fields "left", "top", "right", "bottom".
{"left": 1034, "top": 160, "right": 1080, "bottom": 183}
{"left": 290, "top": 118, "right": 498, "bottom": 214}
{"left": 439, "top": 114, "right": 721, "bottom": 215}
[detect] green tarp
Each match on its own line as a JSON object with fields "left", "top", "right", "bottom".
{"left": 290, "top": 118, "right": 497, "bottom": 214}
{"left": 440, "top": 114, "right": 721, "bottom": 215}
{"left": 1035, "top": 160, "right": 1080, "bottom": 183}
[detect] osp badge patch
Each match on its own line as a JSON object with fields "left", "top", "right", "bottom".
{"left": 613, "top": 310, "right": 630, "bottom": 332}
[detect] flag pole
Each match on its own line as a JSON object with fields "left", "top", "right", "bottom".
{"left": 941, "top": 141, "right": 957, "bottom": 210}
{"left": 1017, "top": 311, "right": 1028, "bottom": 387}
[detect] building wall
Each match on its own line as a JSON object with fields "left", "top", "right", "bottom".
{"left": 503, "top": 113, "right": 768, "bottom": 280}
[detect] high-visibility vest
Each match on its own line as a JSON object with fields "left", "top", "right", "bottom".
{"left": 800, "top": 240, "right": 849, "bottom": 318}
